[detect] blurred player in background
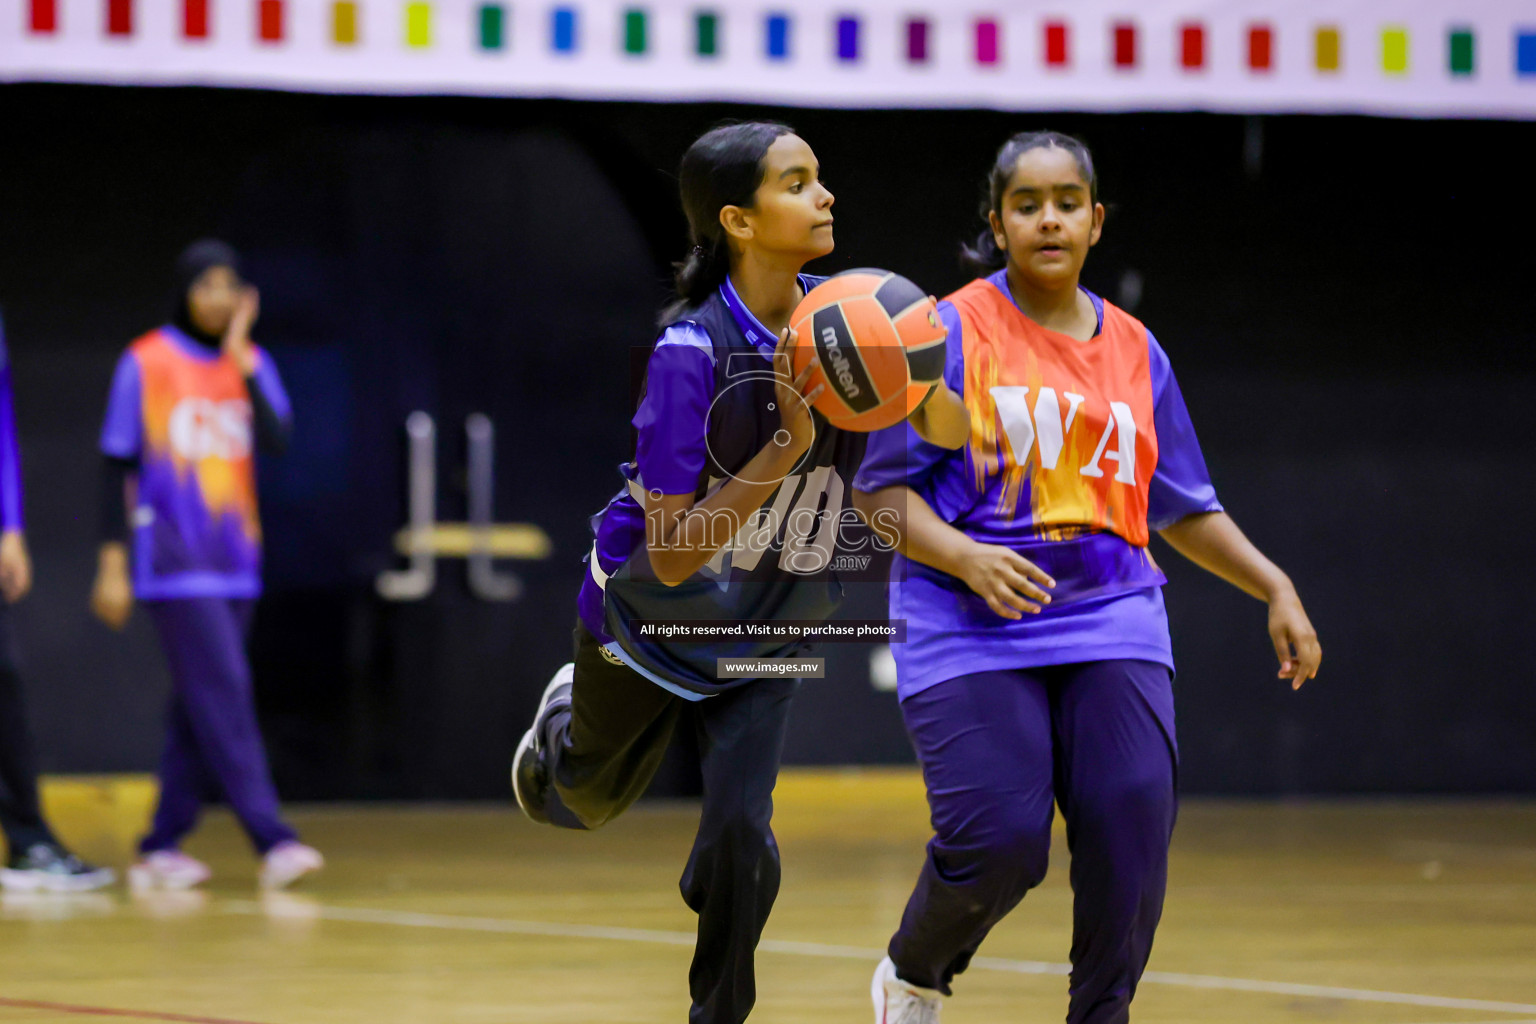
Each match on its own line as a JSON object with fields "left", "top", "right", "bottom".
{"left": 855, "top": 132, "right": 1322, "bottom": 1023}
{"left": 0, "top": 310, "right": 115, "bottom": 892}
{"left": 512, "top": 122, "right": 964, "bottom": 1024}
{"left": 91, "top": 240, "right": 322, "bottom": 891}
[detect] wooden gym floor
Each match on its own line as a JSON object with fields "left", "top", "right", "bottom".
{"left": 2, "top": 770, "right": 1534, "bottom": 1023}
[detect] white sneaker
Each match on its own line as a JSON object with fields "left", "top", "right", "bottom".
{"left": 128, "top": 850, "right": 212, "bottom": 891}
{"left": 259, "top": 841, "right": 323, "bottom": 890}
{"left": 871, "top": 956, "right": 943, "bottom": 1024}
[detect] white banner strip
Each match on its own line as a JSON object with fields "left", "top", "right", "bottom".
{"left": 3, "top": 0, "right": 1534, "bottom": 118}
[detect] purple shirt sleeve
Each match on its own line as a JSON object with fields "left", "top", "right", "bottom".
{"left": 252, "top": 347, "right": 292, "bottom": 426}
{"left": 853, "top": 300, "right": 965, "bottom": 494}
{"left": 0, "top": 324, "right": 23, "bottom": 531}
{"left": 99, "top": 350, "right": 143, "bottom": 460}
{"left": 1146, "top": 330, "right": 1223, "bottom": 530}
{"left": 633, "top": 324, "right": 714, "bottom": 496}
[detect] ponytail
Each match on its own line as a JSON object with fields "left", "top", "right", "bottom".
{"left": 666, "top": 238, "right": 731, "bottom": 321}
{"left": 960, "top": 228, "right": 1007, "bottom": 275}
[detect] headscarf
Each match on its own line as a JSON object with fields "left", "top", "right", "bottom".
{"left": 170, "top": 238, "right": 242, "bottom": 347}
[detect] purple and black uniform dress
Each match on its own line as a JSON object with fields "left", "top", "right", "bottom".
{"left": 99, "top": 308, "right": 298, "bottom": 857}
{"left": 0, "top": 311, "right": 61, "bottom": 854}
{"left": 545, "top": 274, "right": 866, "bottom": 1024}
{"left": 855, "top": 272, "right": 1222, "bottom": 1022}
{"left": 579, "top": 273, "right": 865, "bottom": 696}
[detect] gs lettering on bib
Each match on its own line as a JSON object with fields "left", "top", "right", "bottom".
{"left": 134, "top": 330, "right": 262, "bottom": 546}
{"left": 947, "top": 278, "right": 1158, "bottom": 547}
{"left": 167, "top": 397, "right": 254, "bottom": 462}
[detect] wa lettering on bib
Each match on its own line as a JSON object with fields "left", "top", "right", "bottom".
{"left": 947, "top": 280, "right": 1159, "bottom": 547}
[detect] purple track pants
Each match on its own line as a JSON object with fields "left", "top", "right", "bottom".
{"left": 889, "top": 660, "right": 1177, "bottom": 1024}
{"left": 140, "top": 598, "right": 297, "bottom": 856}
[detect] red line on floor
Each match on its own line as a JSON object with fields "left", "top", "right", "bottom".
{"left": 0, "top": 998, "right": 271, "bottom": 1024}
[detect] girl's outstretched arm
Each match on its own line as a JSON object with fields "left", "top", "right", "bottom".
{"left": 94, "top": 349, "right": 143, "bottom": 630}
{"left": 1158, "top": 510, "right": 1322, "bottom": 688}
{"left": 910, "top": 385, "right": 968, "bottom": 449}
{"left": 0, "top": 354, "right": 30, "bottom": 604}
{"left": 90, "top": 457, "right": 137, "bottom": 630}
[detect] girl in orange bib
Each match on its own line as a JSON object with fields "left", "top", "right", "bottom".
{"left": 856, "top": 133, "right": 1322, "bottom": 1023}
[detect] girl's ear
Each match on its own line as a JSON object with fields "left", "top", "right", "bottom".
{"left": 1088, "top": 202, "right": 1106, "bottom": 247}
{"left": 988, "top": 209, "right": 1007, "bottom": 255}
{"left": 720, "top": 204, "right": 753, "bottom": 245}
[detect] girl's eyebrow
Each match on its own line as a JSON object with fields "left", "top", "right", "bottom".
{"left": 779, "top": 164, "right": 818, "bottom": 180}
{"left": 1007, "top": 183, "right": 1086, "bottom": 199}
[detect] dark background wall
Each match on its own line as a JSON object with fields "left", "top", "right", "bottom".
{"left": 2, "top": 84, "right": 1532, "bottom": 798}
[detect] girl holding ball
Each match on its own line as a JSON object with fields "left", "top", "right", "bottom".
{"left": 512, "top": 122, "right": 963, "bottom": 1024}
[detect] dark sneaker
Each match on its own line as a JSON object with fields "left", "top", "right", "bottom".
{"left": 0, "top": 843, "right": 116, "bottom": 893}
{"left": 512, "top": 663, "right": 575, "bottom": 824}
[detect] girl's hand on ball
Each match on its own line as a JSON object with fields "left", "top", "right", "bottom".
{"left": 772, "top": 326, "right": 822, "bottom": 455}
{"left": 955, "top": 539, "right": 1055, "bottom": 620}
